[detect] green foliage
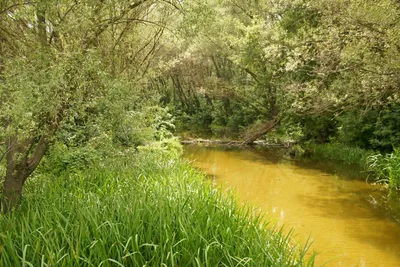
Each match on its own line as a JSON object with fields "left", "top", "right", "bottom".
{"left": 39, "top": 143, "right": 101, "bottom": 176}
{"left": 0, "top": 154, "right": 314, "bottom": 266}
{"left": 305, "top": 143, "right": 375, "bottom": 167}
{"left": 370, "top": 107, "right": 400, "bottom": 151}
{"left": 0, "top": 0, "right": 180, "bottom": 197}
{"left": 289, "top": 144, "right": 306, "bottom": 158}
{"left": 169, "top": 105, "right": 214, "bottom": 137}
{"left": 111, "top": 105, "right": 176, "bottom": 147}
{"left": 334, "top": 106, "right": 400, "bottom": 152}
{"left": 367, "top": 149, "right": 400, "bottom": 189}
{"left": 279, "top": 4, "right": 320, "bottom": 35}
{"left": 335, "top": 112, "right": 377, "bottom": 149}
{"left": 210, "top": 100, "right": 260, "bottom": 136}
{"left": 137, "top": 138, "right": 183, "bottom": 160}
{"left": 156, "top": 0, "right": 400, "bottom": 152}
{"left": 295, "top": 115, "right": 337, "bottom": 144}
{"left": 278, "top": 119, "right": 305, "bottom": 142}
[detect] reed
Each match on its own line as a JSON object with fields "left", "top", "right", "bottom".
{"left": 305, "top": 143, "right": 374, "bottom": 167}
{"left": 0, "top": 152, "right": 314, "bottom": 266}
{"left": 367, "top": 148, "right": 400, "bottom": 189}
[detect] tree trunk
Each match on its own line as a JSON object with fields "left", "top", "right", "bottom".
{"left": 2, "top": 171, "right": 25, "bottom": 214}
{"left": 1, "top": 137, "right": 23, "bottom": 213}
{"left": 242, "top": 116, "right": 281, "bottom": 145}
{"left": 1, "top": 136, "right": 48, "bottom": 213}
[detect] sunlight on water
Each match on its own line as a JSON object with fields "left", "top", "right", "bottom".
{"left": 184, "top": 145, "right": 400, "bottom": 267}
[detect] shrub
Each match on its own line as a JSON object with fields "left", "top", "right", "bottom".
{"left": 40, "top": 143, "right": 101, "bottom": 175}
{"left": 137, "top": 137, "right": 183, "bottom": 159}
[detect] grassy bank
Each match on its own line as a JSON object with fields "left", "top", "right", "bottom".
{"left": 367, "top": 149, "right": 400, "bottom": 189}
{"left": 0, "top": 151, "right": 314, "bottom": 266}
{"left": 303, "top": 143, "right": 400, "bottom": 190}
{"left": 303, "top": 143, "right": 374, "bottom": 168}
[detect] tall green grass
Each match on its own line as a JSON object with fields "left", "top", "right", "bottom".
{"left": 367, "top": 148, "right": 400, "bottom": 189}
{"left": 0, "top": 152, "right": 314, "bottom": 266}
{"left": 305, "top": 143, "right": 374, "bottom": 167}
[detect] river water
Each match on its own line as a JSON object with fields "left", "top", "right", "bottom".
{"left": 183, "top": 145, "right": 400, "bottom": 267}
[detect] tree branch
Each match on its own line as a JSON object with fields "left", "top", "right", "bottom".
{"left": 161, "top": 0, "right": 184, "bottom": 13}
{"left": 360, "top": 67, "right": 399, "bottom": 76}
{"left": 25, "top": 136, "right": 47, "bottom": 179}
{"left": 95, "top": 0, "right": 151, "bottom": 37}
{"left": 228, "top": 0, "right": 254, "bottom": 19}
{"left": 0, "top": 2, "right": 34, "bottom": 15}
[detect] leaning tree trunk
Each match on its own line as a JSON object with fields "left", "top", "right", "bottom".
{"left": 1, "top": 136, "right": 48, "bottom": 213}
{"left": 241, "top": 115, "right": 281, "bottom": 145}
{"left": 242, "top": 89, "right": 280, "bottom": 145}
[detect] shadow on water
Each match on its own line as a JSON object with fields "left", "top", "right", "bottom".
{"left": 265, "top": 147, "right": 399, "bottom": 222}
{"left": 250, "top": 145, "right": 367, "bottom": 180}
{"left": 192, "top": 144, "right": 367, "bottom": 180}
{"left": 248, "top": 145, "right": 400, "bottom": 224}
{"left": 184, "top": 144, "right": 399, "bottom": 220}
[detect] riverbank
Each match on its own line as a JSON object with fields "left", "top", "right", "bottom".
{"left": 302, "top": 143, "right": 400, "bottom": 190}
{"left": 0, "top": 150, "right": 314, "bottom": 266}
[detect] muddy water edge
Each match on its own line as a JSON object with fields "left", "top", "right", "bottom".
{"left": 183, "top": 145, "right": 400, "bottom": 267}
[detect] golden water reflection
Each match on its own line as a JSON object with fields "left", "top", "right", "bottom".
{"left": 184, "top": 145, "right": 400, "bottom": 267}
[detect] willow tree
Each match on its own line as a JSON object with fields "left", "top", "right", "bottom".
{"left": 292, "top": 0, "right": 400, "bottom": 113}
{"left": 0, "top": 0, "right": 178, "bottom": 213}
{"left": 159, "top": 0, "right": 399, "bottom": 144}
{"left": 156, "top": 0, "right": 313, "bottom": 141}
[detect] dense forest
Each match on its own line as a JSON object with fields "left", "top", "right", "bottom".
{"left": 0, "top": 0, "right": 399, "bottom": 266}
{"left": 154, "top": 0, "right": 400, "bottom": 187}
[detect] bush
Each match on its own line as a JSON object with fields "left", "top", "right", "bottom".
{"left": 336, "top": 107, "right": 400, "bottom": 152}
{"left": 295, "top": 115, "right": 337, "bottom": 144}
{"left": 137, "top": 137, "right": 183, "bottom": 159}
{"left": 40, "top": 143, "right": 101, "bottom": 175}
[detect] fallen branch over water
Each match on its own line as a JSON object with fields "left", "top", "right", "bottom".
{"left": 180, "top": 138, "right": 289, "bottom": 147}
{"left": 181, "top": 139, "right": 242, "bottom": 145}
{"left": 241, "top": 116, "right": 281, "bottom": 145}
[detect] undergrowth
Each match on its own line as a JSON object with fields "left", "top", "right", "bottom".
{"left": 305, "top": 143, "right": 374, "bottom": 168}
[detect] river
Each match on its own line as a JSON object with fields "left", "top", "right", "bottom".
{"left": 183, "top": 145, "right": 400, "bottom": 267}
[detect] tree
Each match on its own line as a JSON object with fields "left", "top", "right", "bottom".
{"left": 154, "top": 0, "right": 306, "bottom": 140}
{"left": 156, "top": 0, "right": 400, "bottom": 146}
{"left": 0, "top": 0, "right": 178, "bottom": 212}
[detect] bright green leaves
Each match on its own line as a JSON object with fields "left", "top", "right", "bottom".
{"left": 0, "top": 0, "right": 182, "bottom": 193}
